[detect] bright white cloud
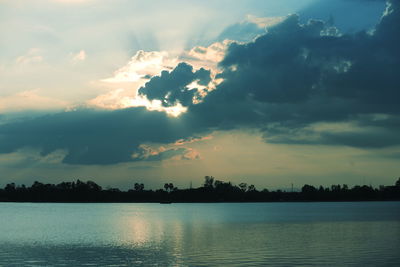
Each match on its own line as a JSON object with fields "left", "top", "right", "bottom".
{"left": 180, "top": 40, "right": 230, "bottom": 74}
{"left": 102, "top": 50, "right": 178, "bottom": 83}
{"left": 101, "top": 40, "right": 230, "bottom": 86}
{"left": 89, "top": 42, "right": 229, "bottom": 116}
{"left": 86, "top": 88, "right": 133, "bottom": 110}
{"left": 87, "top": 89, "right": 188, "bottom": 117}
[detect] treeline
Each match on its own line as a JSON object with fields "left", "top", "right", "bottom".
{"left": 0, "top": 176, "right": 399, "bottom": 203}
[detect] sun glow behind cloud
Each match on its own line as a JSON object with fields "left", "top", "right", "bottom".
{"left": 90, "top": 14, "right": 292, "bottom": 117}
{"left": 91, "top": 41, "right": 230, "bottom": 117}
{"left": 101, "top": 50, "right": 177, "bottom": 83}
{"left": 246, "top": 15, "right": 285, "bottom": 29}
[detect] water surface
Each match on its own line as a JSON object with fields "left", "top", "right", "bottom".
{"left": 0, "top": 202, "right": 399, "bottom": 266}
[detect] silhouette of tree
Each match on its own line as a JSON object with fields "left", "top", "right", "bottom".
{"left": 214, "top": 180, "right": 223, "bottom": 189}
{"left": 164, "top": 183, "right": 174, "bottom": 192}
{"left": 203, "top": 176, "right": 215, "bottom": 189}
{"left": 134, "top": 183, "right": 144, "bottom": 191}
{"left": 302, "top": 184, "right": 317, "bottom": 194}
{"left": 87, "top": 180, "right": 102, "bottom": 191}
{"left": 248, "top": 185, "right": 256, "bottom": 192}
{"left": 301, "top": 184, "right": 318, "bottom": 200}
{"left": 239, "top": 183, "right": 247, "bottom": 192}
{"left": 0, "top": 177, "right": 399, "bottom": 203}
{"left": 5, "top": 183, "right": 16, "bottom": 192}
{"left": 331, "top": 184, "right": 341, "bottom": 192}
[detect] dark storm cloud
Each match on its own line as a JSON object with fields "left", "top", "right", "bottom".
{"left": 185, "top": 0, "right": 400, "bottom": 147}
{"left": 0, "top": 108, "right": 200, "bottom": 165}
{"left": 218, "top": 8, "right": 400, "bottom": 108}
{"left": 138, "top": 62, "right": 211, "bottom": 107}
{"left": 219, "top": 15, "right": 325, "bottom": 104}
{"left": 0, "top": 0, "right": 399, "bottom": 165}
{"left": 262, "top": 122, "right": 400, "bottom": 148}
{"left": 299, "top": 0, "right": 386, "bottom": 33}
{"left": 346, "top": 0, "right": 385, "bottom": 2}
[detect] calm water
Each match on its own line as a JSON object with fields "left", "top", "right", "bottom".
{"left": 0, "top": 202, "right": 399, "bottom": 266}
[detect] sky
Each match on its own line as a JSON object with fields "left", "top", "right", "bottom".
{"left": 0, "top": 0, "right": 399, "bottom": 190}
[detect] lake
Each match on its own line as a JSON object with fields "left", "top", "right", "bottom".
{"left": 0, "top": 202, "right": 399, "bottom": 266}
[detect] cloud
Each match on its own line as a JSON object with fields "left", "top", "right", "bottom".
{"left": 0, "top": 89, "right": 69, "bottom": 112}
{"left": 92, "top": 42, "right": 227, "bottom": 114}
{"left": 138, "top": 62, "right": 211, "bottom": 107}
{"left": 131, "top": 145, "right": 189, "bottom": 162}
{"left": 87, "top": 88, "right": 189, "bottom": 117}
{"left": 0, "top": 107, "right": 208, "bottom": 165}
{"left": 262, "top": 118, "right": 400, "bottom": 148}
{"left": 298, "top": 0, "right": 386, "bottom": 33}
{"left": 180, "top": 41, "right": 230, "bottom": 72}
{"left": 182, "top": 0, "right": 400, "bottom": 147}
{"left": 216, "top": 15, "right": 284, "bottom": 43}
{"left": 71, "top": 50, "right": 86, "bottom": 62}
{"left": 102, "top": 50, "right": 177, "bottom": 83}
{"left": 181, "top": 148, "right": 201, "bottom": 160}
{"left": 86, "top": 88, "right": 135, "bottom": 110}
{"left": 0, "top": 105, "right": 205, "bottom": 165}
{"left": 90, "top": 50, "right": 188, "bottom": 116}
{"left": 15, "top": 48, "right": 43, "bottom": 65}
{"left": 246, "top": 15, "right": 285, "bottom": 29}
{"left": 174, "top": 135, "right": 213, "bottom": 146}
{"left": 1, "top": 0, "right": 399, "bottom": 165}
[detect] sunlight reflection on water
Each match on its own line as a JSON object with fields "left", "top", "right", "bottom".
{"left": 0, "top": 202, "right": 399, "bottom": 266}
